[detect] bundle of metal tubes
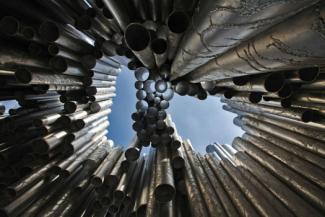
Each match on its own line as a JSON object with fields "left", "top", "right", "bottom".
{"left": 0, "top": 0, "right": 125, "bottom": 216}
{"left": 202, "top": 136, "right": 325, "bottom": 217}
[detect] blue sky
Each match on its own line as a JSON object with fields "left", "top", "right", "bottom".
{"left": 109, "top": 66, "right": 243, "bottom": 153}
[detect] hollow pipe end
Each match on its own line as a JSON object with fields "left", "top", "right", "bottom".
{"left": 154, "top": 184, "right": 175, "bottom": 203}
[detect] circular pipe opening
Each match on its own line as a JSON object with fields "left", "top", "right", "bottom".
{"left": 151, "top": 38, "right": 167, "bottom": 54}
{"left": 125, "top": 23, "right": 150, "bottom": 51}
{"left": 15, "top": 69, "right": 32, "bottom": 84}
{"left": 298, "top": 67, "right": 319, "bottom": 82}
{"left": 167, "top": 11, "right": 189, "bottom": 34}
{"left": 264, "top": 74, "right": 284, "bottom": 92}
{"left": 39, "top": 21, "right": 60, "bottom": 42}
{"left": 249, "top": 92, "right": 262, "bottom": 104}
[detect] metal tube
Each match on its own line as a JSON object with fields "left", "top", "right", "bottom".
{"left": 82, "top": 139, "right": 113, "bottom": 172}
{"left": 104, "top": 153, "right": 126, "bottom": 187}
{"left": 15, "top": 68, "right": 83, "bottom": 86}
{"left": 89, "top": 100, "right": 112, "bottom": 113}
{"left": 102, "top": 0, "right": 130, "bottom": 31}
{"left": 167, "top": 11, "right": 189, "bottom": 60}
{"left": 130, "top": 0, "right": 148, "bottom": 21}
{"left": 48, "top": 44, "right": 81, "bottom": 62}
{"left": 39, "top": 21, "right": 94, "bottom": 54}
{"left": 49, "top": 56, "right": 89, "bottom": 77}
{"left": 125, "top": 136, "right": 142, "bottom": 162}
{"left": 125, "top": 23, "right": 156, "bottom": 69}
{"left": 154, "top": 144, "right": 175, "bottom": 203}
{"left": 114, "top": 162, "right": 137, "bottom": 201}
{"left": 135, "top": 148, "right": 155, "bottom": 216}
{"left": 151, "top": 38, "right": 168, "bottom": 68}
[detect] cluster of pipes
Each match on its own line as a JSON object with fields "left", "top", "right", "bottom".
{"left": 0, "top": 0, "right": 325, "bottom": 216}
